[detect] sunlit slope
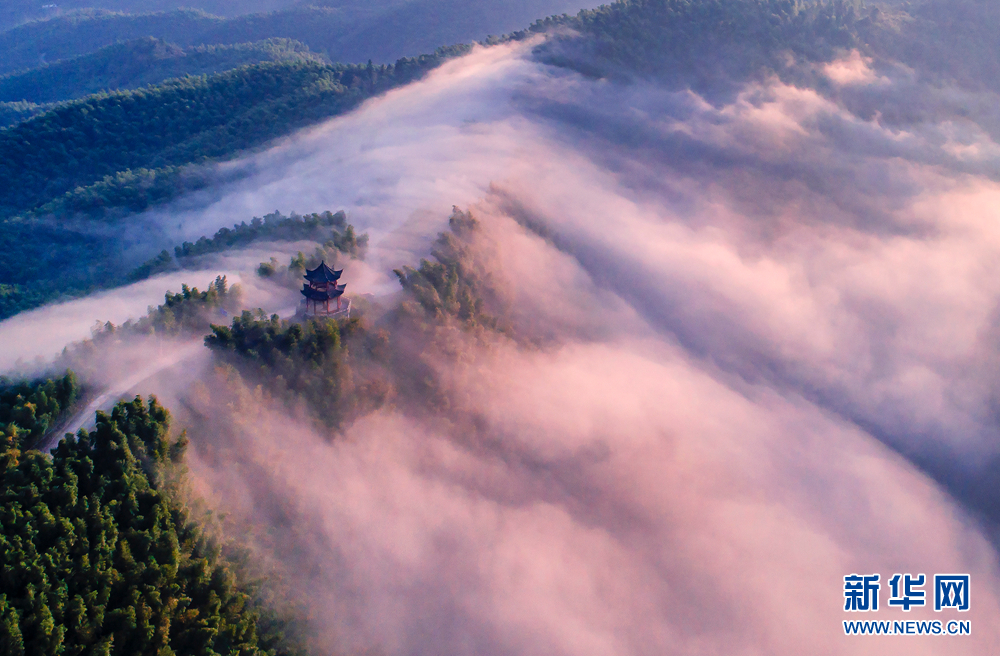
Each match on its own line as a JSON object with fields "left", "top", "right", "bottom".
{"left": 0, "top": 59, "right": 443, "bottom": 217}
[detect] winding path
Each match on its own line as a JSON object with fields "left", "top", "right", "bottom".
{"left": 41, "top": 342, "right": 205, "bottom": 452}
{"left": 40, "top": 304, "right": 301, "bottom": 453}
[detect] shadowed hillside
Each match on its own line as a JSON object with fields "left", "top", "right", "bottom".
{"left": 0, "top": 0, "right": 592, "bottom": 75}
{"left": 0, "top": 36, "right": 327, "bottom": 105}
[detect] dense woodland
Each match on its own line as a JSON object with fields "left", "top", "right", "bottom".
{"left": 0, "top": 56, "right": 462, "bottom": 218}
{"left": 0, "top": 280, "right": 305, "bottom": 653}
{"left": 510, "top": 0, "right": 867, "bottom": 88}
{"left": 131, "top": 210, "right": 366, "bottom": 281}
{"left": 0, "top": 373, "right": 80, "bottom": 452}
{"left": 0, "top": 392, "right": 302, "bottom": 656}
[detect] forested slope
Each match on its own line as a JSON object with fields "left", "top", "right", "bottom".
{"left": 0, "top": 51, "right": 464, "bottom": 220}
{"left": 523, "top": 0, "right": 1000, "bottom": 95}
{"left": 520, "top": 0, "right": 866, "bottom": 87}
{"left": 0, "top": 388, "right": 302, "bottom": 656}
{"left": 0, "top": 9, "right": 228, "bottom": 76}
{"left": 0, "top": 373, "right": 80, "bottom": 452}
{"left": 0, "top": 37, "right": 327, "bottom": 106}
{"left": 0, "top": 51, "right": 459, "bottom": 320}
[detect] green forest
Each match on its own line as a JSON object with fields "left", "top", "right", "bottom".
{"left": 75, "top": 275, "right": 242, "bottom": 348}
{"left": 130, "top": 210, "right": 367, "bottom": 281}
{"left": 0, "top": 390, "right": 301, "bottom": 656}
{"left": 0, "top": 55, "right": 462, "bottom": 219}
{"left": 1, "top": 373, "right": 80, "bottom": 452}
{"left": 0, "top": 270, "right": 306, "bottom": 654}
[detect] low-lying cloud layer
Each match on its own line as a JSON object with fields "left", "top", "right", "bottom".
{"left": 7, "top": 39, "right": 1000, "bottom": 654}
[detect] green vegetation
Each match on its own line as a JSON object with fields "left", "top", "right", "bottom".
{"left": 0, "top": 221, "right": 118, "bottom": 322}
{"left": 0, "top": 56, "right": 460, "bottom": 219}
{"left": 0, "top": 9, "right": 227, "bottom": 75}
{"left": 0, "top": 1, "right": 297, "bottom": 33}
{"left": 515, "top": 0, "right": 1000, "bottom": 95}
{"left": 206, "top": 311, "right": 391, "bottom": 429}
{"left": 175, "top": 210, "right": 363, "bottom": 260}
{"left": 32, "top": 166, "right": 214, "bottom": 222}
{"left": 393, "top": 207, "right": 501, "bottom": 329}
{"left": 254, "top": 233, "right": 364, "bottom": 288}
{"left": 88, "top": 275, "right": 242, "bottom": 341}
{"left": 0, "top": 37, "right": 328, "bottom": 106}
{"left": 0, "top": 372, "right": 81, "bottom": 452}
{"left": 0, "top": 101, "right": 53, "bottom": 128}
{"left": 257, "top": 238, "right": 360, "bottom": 290}
{"left": 130, "top": 210, "right": 367, "bottom": 281}
{"left": 0, "top": 48, "right": 457, "bottom": 320}
{"left": 518, "top": 0, "right": 865, "bottom": 86}
{"left": 206, "top": 207, "right": 503, "bottom": 426}
{"left": 0, "top": 395, "right": 301, "bottom": 656}
{"left": 3, "top": 0, "right": 997, "bottom": 326}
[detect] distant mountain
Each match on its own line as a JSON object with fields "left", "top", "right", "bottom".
{"left": 0, "top": 53, "right": 462, "bottom": 219}
{"left": 0, "top": 49, "right": 464, "bottom": 319}
{"left": 0, "top": 0, "right": 298, "bottom": 32}
{"left": 526, "top": 0, "right": 1000, "bottom": 96}
{"left": 0, "top": 37, "right": 327, "bottom": 105}
{"left": 523, "top": 0, "right": 863, "bottom": 90}
{"left": 0, "top": 0, "right": 593, "bottom": 75}
{"left": 0, "top": 9, "right": 230, "bottom": 75}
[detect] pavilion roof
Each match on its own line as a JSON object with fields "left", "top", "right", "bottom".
{"left": 304, "top": 261, "right": 343, "bottom": 283}
{"left": 301, "top": 283, "right": 346, "bottom": 301}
